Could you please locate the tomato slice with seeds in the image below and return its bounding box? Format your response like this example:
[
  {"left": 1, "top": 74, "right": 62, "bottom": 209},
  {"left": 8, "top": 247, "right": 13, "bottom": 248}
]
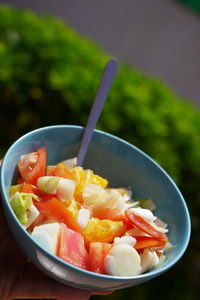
[
  {"left": 18, "top": 147, "right": 46, "bottom": 185},
  {"left": 124, "top": 209, "right": 168, "bottom": 242}
]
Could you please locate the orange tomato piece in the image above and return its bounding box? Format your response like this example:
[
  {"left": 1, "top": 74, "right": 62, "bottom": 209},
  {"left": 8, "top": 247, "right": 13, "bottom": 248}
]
[
  {"left": 134, "top": 236, "right": 167, "bottom": 251},
  {"left": 124, "top": 209, "right": 168, "bottom": 242},
  {"left": 34, "top": 197, "right": 82, "bottom": 233}
]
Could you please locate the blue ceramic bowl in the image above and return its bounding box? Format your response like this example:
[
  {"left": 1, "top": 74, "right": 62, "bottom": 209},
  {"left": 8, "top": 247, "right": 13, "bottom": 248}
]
[{"left": 0, "top": 125, "right": 191, "bottom": 291}]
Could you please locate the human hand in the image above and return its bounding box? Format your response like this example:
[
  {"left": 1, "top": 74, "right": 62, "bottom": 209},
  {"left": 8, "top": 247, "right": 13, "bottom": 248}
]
[{"left": 0, "top": 161, "right": 111, "bottom": 300}]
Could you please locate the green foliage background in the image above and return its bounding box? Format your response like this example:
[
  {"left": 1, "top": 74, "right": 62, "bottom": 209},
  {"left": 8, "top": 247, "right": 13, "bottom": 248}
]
[
  {"left": 175, "top": 0, "right": 200, "bottom": 14},
  {"left": 0, "top": 5, "right": 199, "bottom": 299}
]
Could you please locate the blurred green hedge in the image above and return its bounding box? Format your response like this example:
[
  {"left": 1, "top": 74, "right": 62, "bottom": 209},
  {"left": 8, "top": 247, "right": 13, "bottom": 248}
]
[
  {"left": 0, "top": 5, "right": 199, "bottom": 300},
  {"left": 175, "top": 0, "right": 200, "bottom": 14}
]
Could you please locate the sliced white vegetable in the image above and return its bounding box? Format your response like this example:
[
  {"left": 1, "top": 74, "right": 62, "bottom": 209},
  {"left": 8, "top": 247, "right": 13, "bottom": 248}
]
[
  {"left": 149, "top": 220, "right": 168, "bottom": 233},
  {"left": 37, "top": 176, "right": 75, "bottom": 203},
  {"left": 23, "top": 204, "right": 40, "bottom": 229},
  {"left": 76, "top": 208, "right": 90, "bottom": 229},
  {"left": 37, "top": 176, "right": 60, "bottom": 194},
  {"left": 83, "top": 184, "right": 126, "bottom": 213},
  {"left": 114, "top": 236, "right": 136, "bottom": 247},
  {"left": 105, "top": 244, "right": 141, "bottom": 276},
  {"left": 56, "top": 178, "right": 75, "bottom": 202},
  {"left": 122, "top": 188, "right": 132, "bottom": 202},
  {"left": 63, "top": 157, "right": 77, "bottom": 169},
  {"left": 83, "top": 184, "right": 108, "bottom": 204},
  {"left": 32, "top": 222, "right": 61, "bottom": 255},
  {"left": 130, "top": 207, "right": 157, "bottom": 222},
  {"left": 106, "top": 189, "right": 126, "bottom": 210},
  {"left": 125, "top": 201, "right": 140, "bottom": 209},
  {"left": 140, "top": 249, "right": 159, "bottom": 273}
]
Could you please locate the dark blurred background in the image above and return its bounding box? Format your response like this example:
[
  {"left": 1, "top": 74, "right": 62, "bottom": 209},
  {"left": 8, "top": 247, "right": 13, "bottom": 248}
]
[{"left": 0, "top": 1, "right": 199, "bottom": 299}]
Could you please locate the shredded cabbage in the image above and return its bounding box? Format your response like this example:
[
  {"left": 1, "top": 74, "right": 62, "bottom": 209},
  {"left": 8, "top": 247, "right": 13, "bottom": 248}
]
[{"left": 9, "top": 192, "right": 38, "bottom": 225}]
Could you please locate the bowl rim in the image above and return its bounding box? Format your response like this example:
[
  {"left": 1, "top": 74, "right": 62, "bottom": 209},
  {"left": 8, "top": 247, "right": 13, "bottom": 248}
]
[{"left": 0, "top": 125, "right": 191, "bottom": 281}]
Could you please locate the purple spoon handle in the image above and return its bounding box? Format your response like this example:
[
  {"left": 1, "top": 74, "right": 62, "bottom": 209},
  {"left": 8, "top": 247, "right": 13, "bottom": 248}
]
[{"left": 77, "top": 58, "right": 118, "bottom": 166}]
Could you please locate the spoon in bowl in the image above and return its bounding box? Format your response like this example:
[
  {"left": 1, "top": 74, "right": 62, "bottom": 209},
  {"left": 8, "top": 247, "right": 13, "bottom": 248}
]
[{"left": 77, "top": 58, "right": 118, "bottom": 166}]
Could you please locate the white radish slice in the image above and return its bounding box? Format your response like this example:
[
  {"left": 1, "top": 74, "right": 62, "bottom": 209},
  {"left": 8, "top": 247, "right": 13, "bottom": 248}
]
[
  {"left": 140, "top": 249, "right": 159, "bottom": 273},
  {"left": 130, "top": 207, "right": 157, "bottom": 222},
  {"left": 76, "top": 208, "right": 90, "bottom": 229},
  {"left": 32, "top": 222, "right": 61, "bottom": 255},
  {"left": 56, "top": 178, "right": 75, "bottom": 202},
  {"left": 114, "top": 236, "right": 136, "bottom": 247},
  {"left": 105, "top": 244, "right": 141, "bottom": 276},
  {"left": 23, "top": 204, "right": 40, "bottom": 229}
]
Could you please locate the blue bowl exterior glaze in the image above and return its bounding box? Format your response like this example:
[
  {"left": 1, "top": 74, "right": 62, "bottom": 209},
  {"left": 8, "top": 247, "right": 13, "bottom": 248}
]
[{"left": 0, "top": 125, "right": 191, "bottom": 291}]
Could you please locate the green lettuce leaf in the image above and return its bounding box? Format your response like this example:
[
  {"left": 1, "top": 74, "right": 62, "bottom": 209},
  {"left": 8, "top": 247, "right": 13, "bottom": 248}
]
[{"left": 9, "top": 192, "right": 38, "bottom": 225}]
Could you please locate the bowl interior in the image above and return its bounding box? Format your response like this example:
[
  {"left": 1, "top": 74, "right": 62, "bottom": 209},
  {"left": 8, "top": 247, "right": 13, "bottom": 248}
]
[{"left": 1, "top": 125, "right": 191, "bottom": 277}]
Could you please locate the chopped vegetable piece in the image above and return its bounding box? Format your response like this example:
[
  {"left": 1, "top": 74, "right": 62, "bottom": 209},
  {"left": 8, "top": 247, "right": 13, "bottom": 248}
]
[
  {"left": 21, "top": 182, "right": 42, "bottom": 198},
  {"left": 24, "top": 204, "right": 40, "bottom": 229},
  {"left": 89, "top": 242, "right": 112, "bottom": 274},
  {"left": 93, "top": 207, "right": 122, "bottom": 220},
  {"left": 37, "top": 176, "right": 60, "bottom": 194},
  {"left": 67, "top": 199, "right": 79, "bottom": 219},
  {"left": 9, "top": 192, "right": 38, "bottom": 225},
  {"left": 34, "top": 196, "right": 82, "bottom": 233},
  {"left": 76, "top": 208, "right": 90, "bottom": 229},
  {"left": 58, "top": 225, "right": 89, "bottom": 270},
  {"left": 73, "top": 167, "right": 108, "bottom": 202},
  {"left": 9, "top": 184, "right": 22, "bottom": 197},
  {"left": 105, "top": 244, "right": 141, "bottom": 276},
  {"left": 18, "top": 147, "right": 46, "bottom": 185},
  {"left": 124, "top": 209, "right": 168, "bottom": 242},
  {"left": 134, "top": 236, "right": 166, "bottom": 251},
  {"left": 47, "top": 162, "right": 74, "bottom": 180},
  {"left": 140, "top": 249, "right": 159, "bottom": 273},
  {"left": 83, "top": 218, "right": 125, "bottom": 244},
  {"left": 32, "top": 222, "right": 61, "bottom": 255}
]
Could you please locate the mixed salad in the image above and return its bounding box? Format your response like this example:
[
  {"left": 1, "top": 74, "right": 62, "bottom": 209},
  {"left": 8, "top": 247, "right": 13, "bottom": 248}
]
[{"left": 9, "top": 147, "right": 170, "bottom": 276}]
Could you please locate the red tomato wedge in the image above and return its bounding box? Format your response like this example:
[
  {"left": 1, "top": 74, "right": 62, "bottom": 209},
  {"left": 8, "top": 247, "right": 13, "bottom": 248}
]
[
  {"left": 34, "top": 197, "right": 82, "bottom": 233},
  {"left": 134, "top": 236, "right": 167, "bottom": 251},
  {"left": 89, "top": 242, "right": 112, "bottom": 274},
  {"left": 58, "top": 225, "right": 89, "bottom": 270},
  {"left": 124, "top": 209, "right": 168, "bottom": 242},
  {"left": 18, "top": 147, "right": 46, "bottom": 185}
]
